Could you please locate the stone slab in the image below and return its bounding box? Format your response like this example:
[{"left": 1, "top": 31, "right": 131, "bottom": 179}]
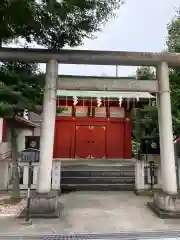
[
  {"left": 18, "top": 191, "right": 62, "bottom": 219},
  {"left": 147, "top": 190, "right": 180, "bottom": 219},
  {"left": 147, "top": 202, "right": 180, "bottom": 219},
  {"left": 134, "top": 188, "right": 161, "bottom": 196},
  {"left": 2, "top": 192, "right": 180, "bottom": 234},
  {"left": 61, "top": 184, "right": 135, "bottom": 191},
  {"left": 153, "top": 191, "right": 180, "bottom": 211},
  {"left": 134, "top": 189, "right": 153, "bottom": 196}
]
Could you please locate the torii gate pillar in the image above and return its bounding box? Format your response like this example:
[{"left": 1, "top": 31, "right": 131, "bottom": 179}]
[
  {"left": 157, "top": 61, "right": 177, "bottom": 194},
  {"left": 28, "top": 60, "right": 60, "bottom": 218},
  {"left": 148, "top": 62, "right": 180, "bottom": 218}
]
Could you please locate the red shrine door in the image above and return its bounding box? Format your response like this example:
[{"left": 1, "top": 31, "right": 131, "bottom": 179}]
[
  {"left": 75, "top": 125, "right": 106, "bottom": 159},
  {"left": 75, "top": 126, "right": 91, "bottom": 158},
  {"left": 91, "top": 126, "right": 106, "bottom": 158}
]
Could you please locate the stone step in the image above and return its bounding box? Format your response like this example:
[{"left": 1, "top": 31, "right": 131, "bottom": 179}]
[
  {"left": 61, "top": 159, "right": 135, "bottom": 165},
  {"left": 61, "top": 161, "right": 135, "bottom": 191},
  {"left": 61, "top": 183, "right": 135, "bottom": 191},
  {"left": 61, "top": 170, "right": 135, "bottom": 178},
  {"left": 62, "top": 165, "right": 135, "bottom": 171},
  {"left": 62, "top": 167, "right": 134, "bottom": 171},
  {"left": 61, "top": 161, "right": 135, "bottom": 169},
  {"left": 61, "top": 177, "right": 135, "bottom": 185}
]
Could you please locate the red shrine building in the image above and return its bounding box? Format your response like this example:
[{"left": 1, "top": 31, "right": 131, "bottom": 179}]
[
  {"left": 53, "top": 91, "right": 153, "bottom": 160},
  {"left": 0, "top": 92, "right": 153, "bottom": 161}
]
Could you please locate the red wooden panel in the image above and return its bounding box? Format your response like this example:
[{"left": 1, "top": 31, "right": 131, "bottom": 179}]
[
  {"left": 91, "top": 126, "right": 106, "bottom": 159},
  {"left": 53, "top": 122, "right": 72, "bottom": 158},
  {"left": 106, "top": 123, "right": 124, "bottom": 158},
  {"left": 54, "top": 116, "right": 132, "bottom": 160},
  {"left": 75, "top": 126, "right": 91, "bottom": 158}
]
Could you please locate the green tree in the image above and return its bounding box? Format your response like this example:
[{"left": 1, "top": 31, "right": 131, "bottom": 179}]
[
  {"left": 0, "top": 0, "right": 125, "bottom": 198},
  {"left": 0, "top": 62, "right": 44, "bottom": 199},
  {"left": 167, "top": 10, "right": 180, "bottom": 53},
  {"left": 167, "top": 9, "right": 180, "bottom": 136},
  {"left": 0, "top": 0, "right": 124, "bottom": 48},
  {"left": 132, "top": 67, "right": 158, "bottom": 155},
  {"left": 136, "top": 66, "right": 155, "bottom": 80},
  {"left": 133, "top": 8, "right": 180, "bottom": 147}
]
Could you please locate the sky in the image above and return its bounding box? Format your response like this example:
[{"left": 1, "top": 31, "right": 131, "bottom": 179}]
[{"left": 56, "top": 0, "right": 180, "bottom": 77}]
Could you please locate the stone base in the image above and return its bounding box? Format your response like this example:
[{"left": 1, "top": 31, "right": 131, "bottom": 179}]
[
  {"left": 147, "top": 191, "right": 180, "bottom": 219},
  {"left": 19, "top": 191, "right": 62, "bottom": 219},
  {"left": 135, "top": 188, "right": 161, "bottom": 196},
  {"left": 135, "top": 189, "right": 153, "bottom": 196}
]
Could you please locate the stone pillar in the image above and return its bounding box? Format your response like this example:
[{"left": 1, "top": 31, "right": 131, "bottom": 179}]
[
  {"left": 135, "top": 160, "right": 145, "bottom": 194},
  {"left": 52, "top": 161, "right": 61, "bottom": 192},
  {"left": 36, "top": 60, "right": 58, "bottom": 194},
  {"left": 157, "top": 61, "right": 177, "bottom": 194},
  {"left": 148, "top": 62, "right": 180, "bottom": 218},
  {"left": 20, "top": 60, "right": 61, "bottom": 219}
]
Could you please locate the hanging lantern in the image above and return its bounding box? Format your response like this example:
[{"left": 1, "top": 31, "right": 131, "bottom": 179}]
[
  {"left": 119, "top": 97, "right": 123, "bottom": 107},
  {"left": 97, "top": 97, "right": 102, "bottom": 107},
  {"left": 73, "top": 96, "right": 78, "bottom": 106}
]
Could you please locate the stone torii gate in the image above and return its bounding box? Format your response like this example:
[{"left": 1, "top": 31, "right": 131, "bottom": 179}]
[{"left": 0, "top": 48, "right": 179, "bottom": 217}]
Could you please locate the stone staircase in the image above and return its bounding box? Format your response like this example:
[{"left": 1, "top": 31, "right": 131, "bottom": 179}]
[{"left": 61, "top": 160, "right": 135, "bottom": 191}]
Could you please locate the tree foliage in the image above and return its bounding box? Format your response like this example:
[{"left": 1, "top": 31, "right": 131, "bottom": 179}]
[
  {"left": 0, "top": 62, "right": 44, "bottom": 119},
  {"left": 0, "top": 62, "right": 43, "bottom": 199},
  {"left": 167, "top": 9, "right": 180, "bottom": 53},
  {"left": 0, "top": 0, "right": 124, "bottom": 48},
  {"left": 0, "top": 0, "right": 125, "bottom": 198},
  {"left": 133, "top": 9, "right": 180, "bottom": 155},
  {"left": 166, "top": 9, "right": 180, "bottom": 136},
  {"left": 132, "top": 67, "right": 158, "bottom": 154},
  {"left": 136, "top": 66, "right": 155, "bottom": 80}
]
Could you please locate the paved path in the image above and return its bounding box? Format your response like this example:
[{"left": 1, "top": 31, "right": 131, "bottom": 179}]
[{"left": 1, "top": 191, "right": 180, "bottom": 234}]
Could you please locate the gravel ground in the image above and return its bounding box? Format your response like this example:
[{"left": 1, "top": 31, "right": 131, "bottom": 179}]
[{"left": 0, "top": 193, "right": 26, "bottom": 215}]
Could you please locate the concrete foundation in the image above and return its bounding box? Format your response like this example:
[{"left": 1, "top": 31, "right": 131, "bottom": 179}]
[
  {"left": 147, "top": 190, "right": 180, "bottom": 218},
  {"left": 135, "top": 189, "right": 160, "bottom": 197},
  {"left": 19, "top": 191, "right": 61, "bottom": 218}
]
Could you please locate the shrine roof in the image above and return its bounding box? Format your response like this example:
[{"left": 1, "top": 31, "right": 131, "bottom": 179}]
[
  {"left": 14, "top": 116, "right": 38, "bottom": 129},
  {"left": 57, "top": 90, "right": 155, "bottom": 99}
]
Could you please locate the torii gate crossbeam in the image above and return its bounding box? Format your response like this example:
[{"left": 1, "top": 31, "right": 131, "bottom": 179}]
[{"left": 0, "top": 47, "right": 180, "bottom": 66}]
